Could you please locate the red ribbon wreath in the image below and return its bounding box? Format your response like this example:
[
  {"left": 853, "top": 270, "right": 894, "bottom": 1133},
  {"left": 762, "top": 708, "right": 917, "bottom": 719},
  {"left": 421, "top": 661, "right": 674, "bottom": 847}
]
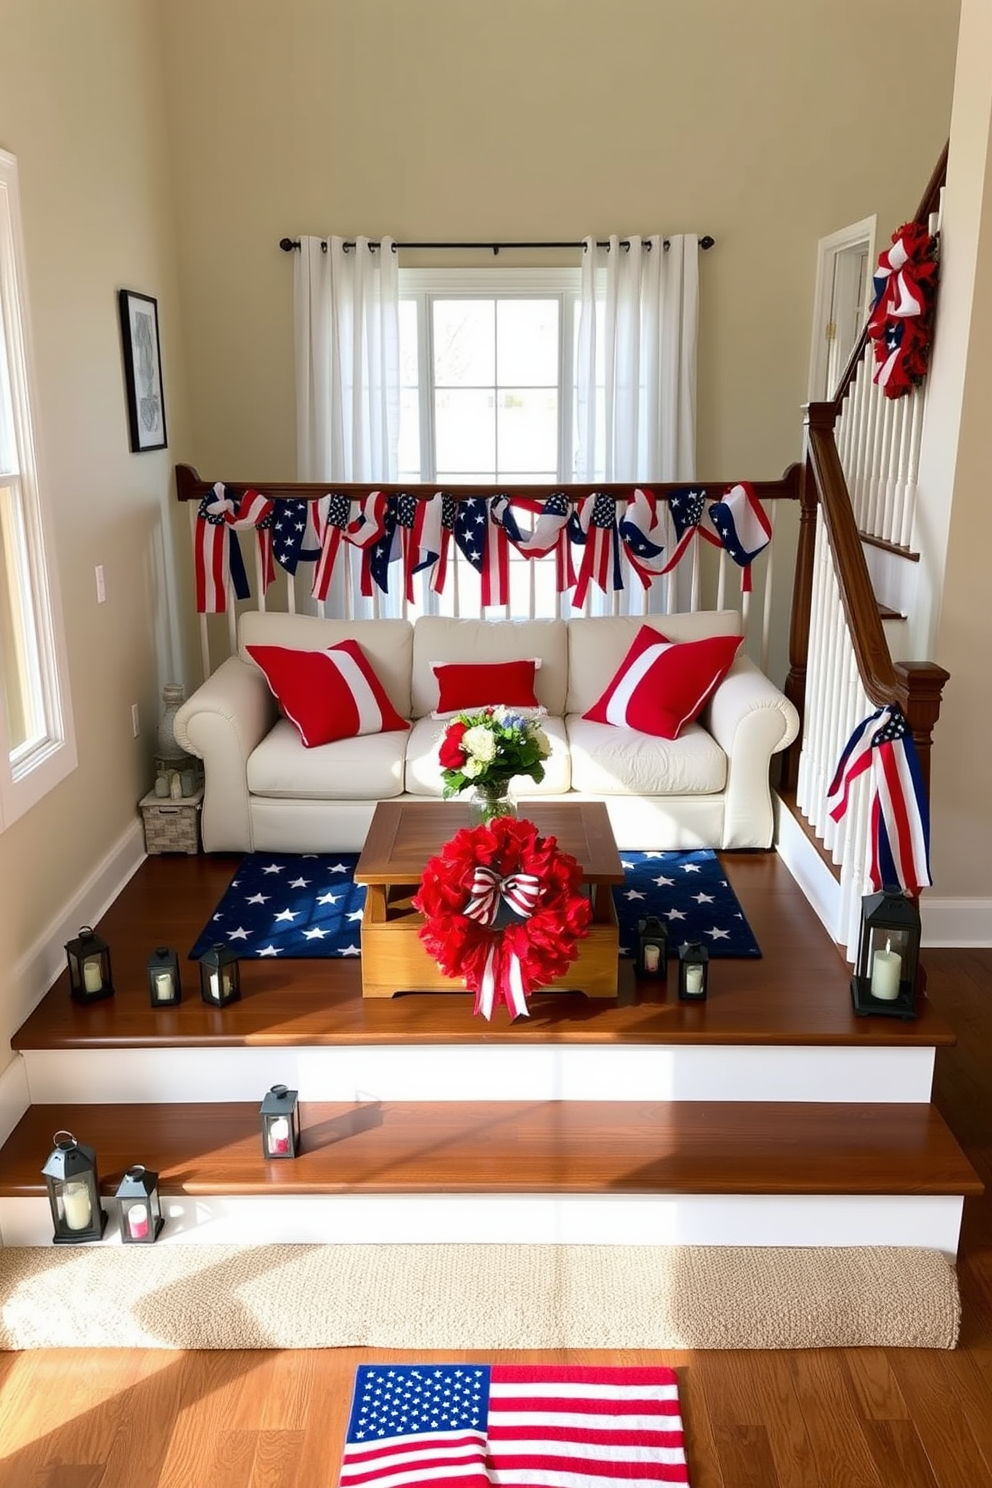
[
  {"left": 866, "top": 221, "right": 938, "bottom": 400},
  {"left": 413, "top": 816, "right": 592, "bottom": 1020}
]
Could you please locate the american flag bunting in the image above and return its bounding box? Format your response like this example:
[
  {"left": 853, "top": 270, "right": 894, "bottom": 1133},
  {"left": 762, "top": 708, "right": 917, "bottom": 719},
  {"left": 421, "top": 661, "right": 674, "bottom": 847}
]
[{"left": 827, "top": 703, "right": 932, "bottom": 896}]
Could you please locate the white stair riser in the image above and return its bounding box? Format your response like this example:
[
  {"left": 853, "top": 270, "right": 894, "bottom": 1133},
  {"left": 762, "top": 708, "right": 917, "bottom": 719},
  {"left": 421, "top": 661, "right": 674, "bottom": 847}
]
[
  {"left": 0, "top": 1192, "right": 963, "bottom": 1255},
  {"left": 20, "top": 1043, "right": 936, "bottom": 1104}
]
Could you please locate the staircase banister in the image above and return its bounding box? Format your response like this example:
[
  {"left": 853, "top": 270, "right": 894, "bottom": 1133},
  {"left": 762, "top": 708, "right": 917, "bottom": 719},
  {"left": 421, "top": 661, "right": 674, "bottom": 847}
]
[{"left": 804, "top": 403, "right": 898, "bottom": 704}]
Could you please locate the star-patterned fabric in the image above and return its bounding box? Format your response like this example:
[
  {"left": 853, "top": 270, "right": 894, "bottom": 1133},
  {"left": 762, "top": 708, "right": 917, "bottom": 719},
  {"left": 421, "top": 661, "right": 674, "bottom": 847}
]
[
  {"left": 189, "top": 854, "right": 365, "bottom": 961},
  {"left": 190, "top": 848, "right": 759, "bottom": 962},
  {"left": 613, "top": 848, "right": 761, "bottom": 959}
]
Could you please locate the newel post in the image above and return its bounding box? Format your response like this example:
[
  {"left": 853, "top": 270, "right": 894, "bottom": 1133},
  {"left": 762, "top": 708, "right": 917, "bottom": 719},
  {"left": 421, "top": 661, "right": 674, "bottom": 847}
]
[{"left": 891, "top": 662, "right": 950, "bottom": 803}]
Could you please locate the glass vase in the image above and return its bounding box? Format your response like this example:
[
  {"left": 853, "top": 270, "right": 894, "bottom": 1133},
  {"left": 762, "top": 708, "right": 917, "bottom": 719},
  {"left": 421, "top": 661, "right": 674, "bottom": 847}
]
[{"left": 468, "top": 777, "right": 517, "bottom": 827}]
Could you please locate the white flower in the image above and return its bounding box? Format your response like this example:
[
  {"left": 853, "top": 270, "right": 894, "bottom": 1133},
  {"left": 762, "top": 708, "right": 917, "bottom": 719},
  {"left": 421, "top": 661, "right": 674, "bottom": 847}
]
[
  {"left": 462, "top": 725, "right": 497, "bottom": 763},
  {"left": 461, "top": 754, "right": 484, "bottom": 779}
]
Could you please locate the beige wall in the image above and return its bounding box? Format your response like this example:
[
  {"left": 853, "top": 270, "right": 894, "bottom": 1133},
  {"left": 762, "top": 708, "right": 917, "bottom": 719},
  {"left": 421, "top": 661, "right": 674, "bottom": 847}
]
[
  {"left": 160, "top": 0, "right": 958, "bottom": 483},
  {"left": 0, "top": 0, "right": 190, "bottom": 1043}
]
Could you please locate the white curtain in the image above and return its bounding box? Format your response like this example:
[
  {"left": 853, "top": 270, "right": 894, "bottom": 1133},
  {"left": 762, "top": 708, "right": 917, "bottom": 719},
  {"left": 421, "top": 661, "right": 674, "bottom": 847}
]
[
  {"left": 576, "top": 233, "right": 698, "bottom": 483},
  {"left": 294, "top": 236, "right": 400, "bottom": 615}
]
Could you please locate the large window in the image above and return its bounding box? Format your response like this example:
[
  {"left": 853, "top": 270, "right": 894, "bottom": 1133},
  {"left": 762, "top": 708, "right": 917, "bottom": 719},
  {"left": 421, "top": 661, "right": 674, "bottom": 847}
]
[
  {"left": 0, "top": 149, "right": 75, "bottom": 828},
  {"left": 397, "top": 267, "right": 580, "bottom": 485},
  {"left": 397, "top": 266, "right": 580, "bottom": 617}
]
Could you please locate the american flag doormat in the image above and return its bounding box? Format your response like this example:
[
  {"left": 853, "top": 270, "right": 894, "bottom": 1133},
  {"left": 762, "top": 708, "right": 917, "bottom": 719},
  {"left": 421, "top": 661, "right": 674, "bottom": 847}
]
[
  {"left": 338, "top": 1363, "right": 690, "bottom": 1487},
  {"left": 189, "top": 849, "right": 759, "bottom": 961}
]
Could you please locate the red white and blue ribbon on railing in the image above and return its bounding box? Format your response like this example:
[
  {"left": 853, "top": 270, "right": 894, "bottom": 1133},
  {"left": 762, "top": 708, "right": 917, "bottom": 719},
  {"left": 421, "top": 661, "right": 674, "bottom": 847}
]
[
  {"left": 826, "top": 703, "right": 932, "bottom": 896},
  {"left": 194, "top": 484, "right": 275, "bottom": 613},
  {"left": 193, "top": 482, "right": 771, "bottom": 610},
  {"left": 866, "top": 221, "right": 938, "bottom": 401}
]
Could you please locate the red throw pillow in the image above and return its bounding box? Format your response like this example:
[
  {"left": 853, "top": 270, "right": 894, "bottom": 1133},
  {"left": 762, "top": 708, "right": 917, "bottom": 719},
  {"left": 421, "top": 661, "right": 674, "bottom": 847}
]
[
  {"left": 246, "top": 641, "right": 409, "bottom": 748},
  {"left": 583, "top": 625, "right": 743, "bottom": 739},
  {"left": 433, "top": 659, "right": 541, "bottom": 715}
]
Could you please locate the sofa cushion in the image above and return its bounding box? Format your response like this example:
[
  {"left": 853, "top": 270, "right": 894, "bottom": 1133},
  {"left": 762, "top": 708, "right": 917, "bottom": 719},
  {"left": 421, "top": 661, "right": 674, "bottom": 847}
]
[
  {"left": 566, "top": 715, "right": 728, "bottom": 796},
  {"left": 566, "top": 612, "right": 743, "bottom": 717},
  {"left": 247, "top": 719, "right": 407, "bottom": 800},
  {"left": 582, "top": 625, "right": 743, "bottom": 739},
  {"left": 246, "top": 640, "right": 410, "bottom": 747},
  {"left": 404, "top": 714, "right": 571, "bottom": 797},
  {"left": 432, "top": 658, "right": 542, "bottom": 717},
  {"left": 411, "top": 616, "right": 568, "bottom": 719},
  {"left": 238, "top": 612, "right": 413, "bottom": 719}
]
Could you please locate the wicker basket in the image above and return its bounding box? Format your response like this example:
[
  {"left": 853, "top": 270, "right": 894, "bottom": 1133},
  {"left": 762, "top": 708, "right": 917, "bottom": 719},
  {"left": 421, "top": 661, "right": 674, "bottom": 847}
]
[{"left": 139, "top": 788, "right": 203, "bottom": 855}]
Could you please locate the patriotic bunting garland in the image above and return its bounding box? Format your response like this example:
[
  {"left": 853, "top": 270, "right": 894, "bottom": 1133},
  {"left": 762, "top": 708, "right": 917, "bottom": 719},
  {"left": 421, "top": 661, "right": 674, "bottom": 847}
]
[
  {"left": 827, "top": 703, "right": 932, "bottom": 896},
  {"left": 866, "top": 221, "right": 938, "bottom": 400},
  {"left": 192, "top": 481, "right": 772, "bottom": 611}
]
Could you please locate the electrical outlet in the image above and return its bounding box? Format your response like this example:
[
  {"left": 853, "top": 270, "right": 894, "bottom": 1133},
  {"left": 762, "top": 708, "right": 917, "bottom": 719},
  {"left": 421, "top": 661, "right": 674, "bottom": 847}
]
[
  {"left": 131, "top": 703, "right": 140, "bottom": 738},
  {"left": 95, "top": 565, "right": 106, "bottom": 603}
]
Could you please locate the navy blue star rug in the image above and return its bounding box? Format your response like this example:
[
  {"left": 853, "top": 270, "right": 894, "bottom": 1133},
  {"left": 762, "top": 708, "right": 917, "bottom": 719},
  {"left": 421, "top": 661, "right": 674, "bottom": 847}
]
[{"left": 189, "top": 849, "right": 759, "bottom": 961}]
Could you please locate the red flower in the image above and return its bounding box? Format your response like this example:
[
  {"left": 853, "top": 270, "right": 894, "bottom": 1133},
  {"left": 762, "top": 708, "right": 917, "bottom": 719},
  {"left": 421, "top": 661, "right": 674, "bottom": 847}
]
[{"left": 438, "top": 719, "right": 469, "bottom": 770}]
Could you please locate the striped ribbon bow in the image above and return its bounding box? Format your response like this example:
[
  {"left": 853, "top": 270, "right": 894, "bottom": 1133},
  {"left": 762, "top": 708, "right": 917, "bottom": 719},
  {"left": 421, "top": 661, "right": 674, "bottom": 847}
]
[
  {"left": 463, "top": 866, "right": 541, "bottom": 927},
  {"left": 463, "top": 864, "right": 542, "bottom": 1020},
  {"left": 194, "top": 483, "right": 275, "bottom": 613}
]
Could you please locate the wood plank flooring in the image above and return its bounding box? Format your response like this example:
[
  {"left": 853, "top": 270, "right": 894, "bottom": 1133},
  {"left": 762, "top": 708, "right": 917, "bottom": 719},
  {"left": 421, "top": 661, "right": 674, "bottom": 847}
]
[{"left": 0, "top": 855, "right": 990, "bottom": 1485}]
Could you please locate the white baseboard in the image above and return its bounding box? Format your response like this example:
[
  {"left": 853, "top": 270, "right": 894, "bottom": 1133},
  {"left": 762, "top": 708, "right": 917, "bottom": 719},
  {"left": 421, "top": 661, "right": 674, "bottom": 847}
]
[
  {"left": 11, "top": 820, "right": 146, "bottom": 1028},
  {"left": 920, "top": 897, "right": 992, "bottom": 948}
]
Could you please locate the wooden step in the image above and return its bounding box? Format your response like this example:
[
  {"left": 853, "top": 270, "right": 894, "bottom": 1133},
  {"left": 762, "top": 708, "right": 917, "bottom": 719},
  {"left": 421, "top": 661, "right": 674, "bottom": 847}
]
[{"left": 1, "top": 1100, "right": 979, "bottom": 1199}]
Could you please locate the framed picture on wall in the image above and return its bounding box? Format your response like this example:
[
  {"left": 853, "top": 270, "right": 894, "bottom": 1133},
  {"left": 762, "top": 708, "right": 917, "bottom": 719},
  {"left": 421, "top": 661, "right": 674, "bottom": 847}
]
[{"left": 118, "top": 288, "right": 167, "bottom": 452}]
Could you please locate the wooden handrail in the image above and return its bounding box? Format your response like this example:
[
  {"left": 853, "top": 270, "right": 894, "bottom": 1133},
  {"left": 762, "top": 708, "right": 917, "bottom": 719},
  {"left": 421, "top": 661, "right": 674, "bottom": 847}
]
[{"left": 174, "top": 463, "right": 802, "bottom": 508}]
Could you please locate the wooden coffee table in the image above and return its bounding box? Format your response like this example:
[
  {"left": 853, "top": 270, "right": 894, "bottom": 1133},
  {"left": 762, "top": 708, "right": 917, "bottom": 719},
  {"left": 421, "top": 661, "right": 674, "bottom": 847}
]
[{"left": 354, "top": 799, "right": 625, "bottom": 999}]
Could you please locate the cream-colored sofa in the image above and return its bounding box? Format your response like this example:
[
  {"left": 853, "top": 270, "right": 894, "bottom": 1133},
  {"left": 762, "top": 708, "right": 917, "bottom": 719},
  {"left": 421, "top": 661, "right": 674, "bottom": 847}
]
[{"left": 174, "top": 610, "right": 799, "bottom": 853}]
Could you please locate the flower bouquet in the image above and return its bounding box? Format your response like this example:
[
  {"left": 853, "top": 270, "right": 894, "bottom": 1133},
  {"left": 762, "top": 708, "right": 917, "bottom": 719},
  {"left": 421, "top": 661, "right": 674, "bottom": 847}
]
[{"left": 438, "top": 707, "right": 551, "bottom": 824}]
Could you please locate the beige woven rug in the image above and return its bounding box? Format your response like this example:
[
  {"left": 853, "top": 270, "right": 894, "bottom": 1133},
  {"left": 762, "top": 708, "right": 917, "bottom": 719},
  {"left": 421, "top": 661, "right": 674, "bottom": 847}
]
[{"left": 0, "top": 1243, "right": 959, "bottom": 1351}]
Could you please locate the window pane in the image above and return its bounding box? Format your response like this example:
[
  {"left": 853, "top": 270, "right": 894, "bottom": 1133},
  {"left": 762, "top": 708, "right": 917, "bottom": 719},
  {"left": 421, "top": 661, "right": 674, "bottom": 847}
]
[
  {"left": 497, "top": 300, "right": 559, "bottom": 385},
  {"left": 397, "top": 387, "right": 420, "bottom": 478},
  {"left": 497, "top": 389, "right": 558, "bottom": 475},
  {"left": 0, "top": 482, "right": 41, "bottom": 753},
  {"left": 434, "top": 388, "right": 495, "bottom": 474},
  {"left": 433, "top": 301, "right": 494, "bottom": 387},
  {"left": 398, "top": 299, "right": 419, "bottom": 387}
]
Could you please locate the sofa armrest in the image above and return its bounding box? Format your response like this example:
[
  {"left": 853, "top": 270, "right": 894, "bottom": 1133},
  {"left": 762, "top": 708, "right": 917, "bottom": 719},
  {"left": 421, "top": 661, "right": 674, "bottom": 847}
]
[
  {"left": 173, "top": 657, "right": 276, "bottom": 852},
  {"left": 701, "top": 657, "right": 801, "bottom": 849}
]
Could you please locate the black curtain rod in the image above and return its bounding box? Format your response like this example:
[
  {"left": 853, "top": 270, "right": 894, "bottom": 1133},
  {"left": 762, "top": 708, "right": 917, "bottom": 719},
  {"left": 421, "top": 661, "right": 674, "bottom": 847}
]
[{"left": 279, "top": 235, "right": 715, "bottom": 255}]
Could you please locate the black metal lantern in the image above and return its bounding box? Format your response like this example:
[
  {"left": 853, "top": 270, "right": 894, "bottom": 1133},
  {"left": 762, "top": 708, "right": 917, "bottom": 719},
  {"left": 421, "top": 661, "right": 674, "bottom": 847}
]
[
  {"left": 115, "top": 1164, "right": 164, "bottom": 1243},
  {"left": 64, "top": 925, "right": 114, "bottom": 1004},
  {"left": 260, "top": 1084, "right": 301, "bottom": 1159},
  {"left": 851, "top": 885, "right": 921, "bottom": 1019},
  {"left": 636, "top": 914, "right": 669, "bottom": 980},
  {"left": 147, "top": 946, "right": 182, "bottom": 1007},
  {"left": 677, "top": 939, "right": 709, "bottom": 1001},
  {"left": 41, "top": 1131, "right": 107, "bottom": 1243},
  {"left": 198, "top": 943, "right": 241, "bottom": 1007}
]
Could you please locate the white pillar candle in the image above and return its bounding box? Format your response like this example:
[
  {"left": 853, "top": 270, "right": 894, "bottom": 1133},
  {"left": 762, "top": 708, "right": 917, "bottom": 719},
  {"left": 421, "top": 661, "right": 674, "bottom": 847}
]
[
  {"left": 643, "top": 945, "right": 660, "bottom": 974},
  {"left": 154, "top": 971, "right": 174, "bottom": 1003},
  {"left": 871, "top": 940, "right": 902, "bottom": 1000},
  {"left": 208, "top": 971, "right": 221, "bottom": 1001},
  {"left": 62, "top": 1181, "right": 92, "bottom": 1232},
  {"left": 268, "top": 1117, "right": 291, "bottom": 1155},
  {"left": 82, "top": 960, "right": 103, "bottom": 994},
  {"left": 685, "top": 964, "right": 704, "bottom": 995},
  {"left": 127, "top": 1203, "right": 150, "bottom": 1240}
]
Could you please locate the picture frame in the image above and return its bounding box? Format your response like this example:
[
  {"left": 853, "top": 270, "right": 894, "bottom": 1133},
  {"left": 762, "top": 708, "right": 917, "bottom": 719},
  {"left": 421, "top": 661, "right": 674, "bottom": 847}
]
[{"left": 118, "top": 289, "right": 167, "bottom": 452}]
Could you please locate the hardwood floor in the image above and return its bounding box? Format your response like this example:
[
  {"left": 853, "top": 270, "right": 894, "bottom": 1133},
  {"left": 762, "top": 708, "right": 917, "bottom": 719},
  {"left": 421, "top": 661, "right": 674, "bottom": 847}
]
[{"left": 0, "top": 855, "right": 990, "bottom": 1485}]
